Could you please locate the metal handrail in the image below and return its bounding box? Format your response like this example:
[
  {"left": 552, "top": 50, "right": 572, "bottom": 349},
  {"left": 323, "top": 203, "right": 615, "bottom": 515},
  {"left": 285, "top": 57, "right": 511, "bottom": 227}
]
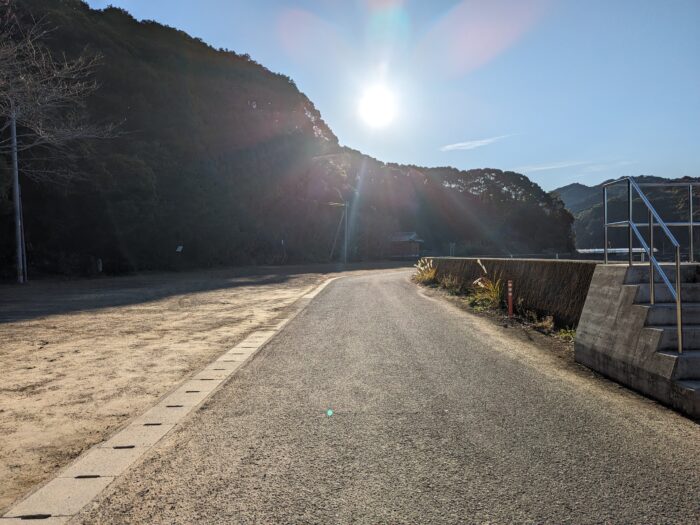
[
  {"left": 603, "top": 177, "right": 695, "bottom": 262},
  {"left": 607, "top": 221, "right": 694, "bottom": 228},
  {"left": 629, "top": 222, "right": 677, "bottom": 299},
  {"left": 603, "top": 180, "right": 700, "bottom": 188},
  {"left": 603, "top": 177, "right": 684, "bottom": 353},
  {"left": 630, "top": 179, "right": 681, "bottom": 246}
]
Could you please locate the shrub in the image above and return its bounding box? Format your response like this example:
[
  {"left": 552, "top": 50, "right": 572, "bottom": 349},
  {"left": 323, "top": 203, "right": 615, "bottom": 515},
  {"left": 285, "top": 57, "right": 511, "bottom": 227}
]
[
  {"left": 523, "top": 309, "right": 539, "bottom": 323},
  {"left": 467, "top": 274, "right": 503, "bottom": 310},
  {"left": 440, "top": 273, "right": 464, "bottom": 295},
  {"left": 532, "top": 315, "right": 555, "bottom": 334},
  {"left": 558, "top": 328, "right": 576, "bottom": 343},
  {"left": 413, "top": 258, "right": 437, "bottom": 285}
]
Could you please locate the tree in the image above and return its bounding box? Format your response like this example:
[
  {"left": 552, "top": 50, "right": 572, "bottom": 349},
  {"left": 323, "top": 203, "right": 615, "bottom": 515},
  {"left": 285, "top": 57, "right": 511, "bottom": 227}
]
[
  {"left": 0, "top": 9, "right": 109, "bottom": 283},
  {"left": 0, "top": 0, "right": 575, "bottom": 277}
]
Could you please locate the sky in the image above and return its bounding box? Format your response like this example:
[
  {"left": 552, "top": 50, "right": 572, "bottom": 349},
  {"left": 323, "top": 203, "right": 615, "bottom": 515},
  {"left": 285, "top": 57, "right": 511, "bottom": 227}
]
[{"left": 85, "top": 0, "right": 700, "bottom": 191}]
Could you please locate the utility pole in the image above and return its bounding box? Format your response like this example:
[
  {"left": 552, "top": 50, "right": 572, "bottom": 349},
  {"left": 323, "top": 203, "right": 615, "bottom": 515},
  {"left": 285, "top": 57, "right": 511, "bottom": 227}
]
[
  {"left": 343, "top": 199, "right": 350, "bottom": 264},
  {"left": 329, "top": 189, "right": 350, "bottom": 264},
  {"left": 10, "top": 111, "right": 25, "bottom": 284}
]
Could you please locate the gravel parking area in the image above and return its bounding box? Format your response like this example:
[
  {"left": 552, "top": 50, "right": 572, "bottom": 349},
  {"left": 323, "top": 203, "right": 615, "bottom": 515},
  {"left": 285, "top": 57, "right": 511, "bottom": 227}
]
[{"left": 0, "top": 265, "right": 352, "bottom": 512}]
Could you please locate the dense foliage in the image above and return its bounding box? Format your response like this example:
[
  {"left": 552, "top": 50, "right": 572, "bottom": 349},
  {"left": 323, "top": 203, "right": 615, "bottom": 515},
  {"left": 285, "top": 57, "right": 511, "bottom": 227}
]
[
  {"left": 554, "top": 176, "right": 700, "bottom": 258},
  {"left": 0, "top": 0, "right": 575, "bottom": 277}
]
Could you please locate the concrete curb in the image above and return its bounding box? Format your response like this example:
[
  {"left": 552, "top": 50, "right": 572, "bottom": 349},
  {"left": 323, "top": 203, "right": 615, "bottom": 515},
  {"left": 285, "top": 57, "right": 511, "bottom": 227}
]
[{"left": 1, "top": 275, "right": 341, "bottom": 523}]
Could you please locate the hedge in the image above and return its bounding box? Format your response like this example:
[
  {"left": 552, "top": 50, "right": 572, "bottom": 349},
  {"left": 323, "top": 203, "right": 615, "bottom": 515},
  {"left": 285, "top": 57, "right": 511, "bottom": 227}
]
[{"left": 429, "top": 257, "right": 598, "bottom": 328}]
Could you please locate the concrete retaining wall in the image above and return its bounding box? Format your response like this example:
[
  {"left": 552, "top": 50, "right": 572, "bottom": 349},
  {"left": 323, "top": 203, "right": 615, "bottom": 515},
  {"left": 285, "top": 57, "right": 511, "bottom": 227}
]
[{"left": 429, "top": 257, "right": 598, "bottom": 327}]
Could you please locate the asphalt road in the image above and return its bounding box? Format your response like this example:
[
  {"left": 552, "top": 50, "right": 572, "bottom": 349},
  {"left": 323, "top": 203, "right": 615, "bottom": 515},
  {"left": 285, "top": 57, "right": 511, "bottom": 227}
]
[{"left": 75, "top": 270, "right": 700, "bottom": 524}]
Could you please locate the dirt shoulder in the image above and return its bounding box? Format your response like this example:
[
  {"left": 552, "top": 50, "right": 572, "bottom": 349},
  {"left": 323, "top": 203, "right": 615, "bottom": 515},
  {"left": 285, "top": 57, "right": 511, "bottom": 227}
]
[
  {"left": 416, "top": 281, "right": 684, "bottom": 414},
  {"left": 0, "top": 263, "right": 408, "bottom": 512},
  {"left": 419, "top": 283, "right": 584, "bottom": 370}
]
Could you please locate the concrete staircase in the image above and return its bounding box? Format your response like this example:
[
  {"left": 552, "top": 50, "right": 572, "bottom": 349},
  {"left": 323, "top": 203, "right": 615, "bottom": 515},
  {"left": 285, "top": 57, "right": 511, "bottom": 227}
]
[
  {"left": 575, "top": 264, "right": 700, "bottom": 419},
  {"left": 628, "top": 266, "right": 700, "bottom": 402}
]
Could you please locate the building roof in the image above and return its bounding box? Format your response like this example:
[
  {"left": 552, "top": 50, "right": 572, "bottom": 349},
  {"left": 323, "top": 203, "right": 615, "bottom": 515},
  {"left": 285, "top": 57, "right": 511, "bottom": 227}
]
[{"left": 390, "top": 232, "right": 424, "bottom": 243}]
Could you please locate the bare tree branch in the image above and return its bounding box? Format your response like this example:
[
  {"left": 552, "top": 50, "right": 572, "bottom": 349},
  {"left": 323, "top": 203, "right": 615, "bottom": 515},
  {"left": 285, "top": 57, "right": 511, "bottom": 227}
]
[{"left": 0, "top": 7, "right": 114, "bottom": 181}]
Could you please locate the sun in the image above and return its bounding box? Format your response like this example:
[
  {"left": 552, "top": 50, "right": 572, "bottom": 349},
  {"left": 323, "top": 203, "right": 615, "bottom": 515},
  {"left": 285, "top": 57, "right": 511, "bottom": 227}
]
[{"left": 358, "top": 85, "right": 397, "bottom": 128}]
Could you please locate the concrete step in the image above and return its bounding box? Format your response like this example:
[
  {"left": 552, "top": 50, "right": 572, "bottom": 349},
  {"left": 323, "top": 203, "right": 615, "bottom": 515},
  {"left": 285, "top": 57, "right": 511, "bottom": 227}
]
[
  {"left": 647, "top": 324, "right": 700, "bottom": 352},
  {"left": 676, "top": 379, "right": 700, "bottom": 392},
  {"left": 635, "top": 283, "right": 700, "bottom": 303},
  {"left": 644, "top": 303, "right": 700, "bottom": 325},
  {"left": 657, "top": 350, "right": 700, "bottom": 380},
  {"left": 673, "top": 380, "right": 700, "bottom": 417},
  {"left": 625, "top": 264, "right": 700, "bottom": 285}
]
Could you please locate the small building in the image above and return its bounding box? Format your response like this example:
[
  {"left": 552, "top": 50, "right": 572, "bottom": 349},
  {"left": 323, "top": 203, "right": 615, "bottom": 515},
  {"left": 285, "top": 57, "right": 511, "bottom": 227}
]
[{"left": 389, "top": 232, "right": 424, "bottom": 259}]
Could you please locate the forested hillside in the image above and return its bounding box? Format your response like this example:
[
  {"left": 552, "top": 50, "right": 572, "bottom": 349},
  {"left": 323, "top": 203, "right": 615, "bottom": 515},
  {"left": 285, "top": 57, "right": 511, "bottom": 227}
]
[
  {"left": 0, "top": 0, "right": 574, "bottom": 277},
  {"left": 554, "top": 176, "right": 700, "bottom": 254}
]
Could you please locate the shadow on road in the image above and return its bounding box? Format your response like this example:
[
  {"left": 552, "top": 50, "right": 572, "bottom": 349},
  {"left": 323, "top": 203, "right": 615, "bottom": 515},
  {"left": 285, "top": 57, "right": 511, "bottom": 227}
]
[{"left": 0, "top": 261, "right": 412, "bottom": 323}]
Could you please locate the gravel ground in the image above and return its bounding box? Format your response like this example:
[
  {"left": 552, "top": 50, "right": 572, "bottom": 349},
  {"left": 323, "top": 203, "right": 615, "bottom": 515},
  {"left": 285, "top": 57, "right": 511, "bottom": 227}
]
[
  {"left": 0, "top": 263, "right": 406, "bottom": 513},
  {"left": 74, "top": 270, "right": 700, "bottom": 524}
]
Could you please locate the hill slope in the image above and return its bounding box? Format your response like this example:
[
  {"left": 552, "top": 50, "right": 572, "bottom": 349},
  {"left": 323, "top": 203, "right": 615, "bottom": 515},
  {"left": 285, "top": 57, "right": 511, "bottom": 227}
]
[
  {"left": 0, "top": 0, "right": 574, "bottom": 276},
  {"left": 551, "top": 183, "right": 601, "bottom": 215}
]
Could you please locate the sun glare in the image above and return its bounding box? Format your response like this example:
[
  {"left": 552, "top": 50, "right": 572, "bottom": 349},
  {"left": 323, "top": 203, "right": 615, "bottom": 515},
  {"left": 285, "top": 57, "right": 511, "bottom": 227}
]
[{"left": 358, "top": 85, "right": 397, "bottom": 128}]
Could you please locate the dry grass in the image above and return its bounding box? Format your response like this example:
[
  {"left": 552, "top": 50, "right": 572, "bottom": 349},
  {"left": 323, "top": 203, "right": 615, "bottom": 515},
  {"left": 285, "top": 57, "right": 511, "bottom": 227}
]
[
  {"left": 439, "top": 274, "right": 464, "bottom": 295},
  {"left": 532, "top": 315, "right": 555, "bottom": 334},
  {"left": 467, "top": 275, "right": 503, "bottom": 310},
  {"left": 413, "top": 258, "right": 437, "bottom": 285}
]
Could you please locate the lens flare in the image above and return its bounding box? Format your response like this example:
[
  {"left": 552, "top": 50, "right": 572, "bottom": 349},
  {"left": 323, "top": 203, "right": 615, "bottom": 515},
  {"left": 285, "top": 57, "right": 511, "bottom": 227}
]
[{"left": 415, "top": 0, "right": 548, "bottom": 77}]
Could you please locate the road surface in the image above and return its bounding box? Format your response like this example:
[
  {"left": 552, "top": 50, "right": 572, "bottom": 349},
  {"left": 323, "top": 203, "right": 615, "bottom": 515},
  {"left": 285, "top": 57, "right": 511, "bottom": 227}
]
[{"left": 75, "top": 270, "right": 700, "bottom": 524}]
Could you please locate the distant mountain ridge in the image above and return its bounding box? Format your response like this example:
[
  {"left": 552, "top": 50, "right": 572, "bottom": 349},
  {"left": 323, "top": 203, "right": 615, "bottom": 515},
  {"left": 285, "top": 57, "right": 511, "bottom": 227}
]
[{"left": 551, "top": 182, "right": 601, "bottom": 215}]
